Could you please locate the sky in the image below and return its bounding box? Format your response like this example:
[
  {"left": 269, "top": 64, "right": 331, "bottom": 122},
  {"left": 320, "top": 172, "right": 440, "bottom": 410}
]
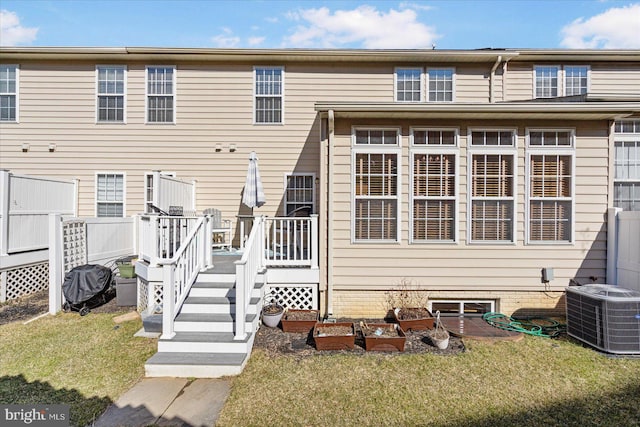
[{"left": 1, "top": 0, "right": 639, "bottom": 49}]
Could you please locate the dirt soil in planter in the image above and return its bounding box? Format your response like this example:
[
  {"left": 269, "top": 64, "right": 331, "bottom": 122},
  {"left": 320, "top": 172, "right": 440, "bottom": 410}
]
[
  {"left": 361, "top": 324, "right": 401, "bottom": 338},
  {"left": 0, "top": 287, "right": 134, "bottom": 326},
  {"left": 396, "top": 307, "right": 432, "bottom": 320},
  {"left": 285, "top": 310, "right": 318, "bottom": 321},
  {"left": 254, "top": 318, "right": 465, "bottom": 358},
  {"left": 314, "top": 325, "right": 353, "bottom": 336}
]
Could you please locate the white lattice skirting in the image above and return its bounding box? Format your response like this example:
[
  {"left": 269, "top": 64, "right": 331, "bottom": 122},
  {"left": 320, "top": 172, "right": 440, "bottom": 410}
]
[
  {"left": 267, "top": 284, "right": 318, "bottom": 310},
  {"left": 1, "top": 262, "right": 49, "bottom": 302}
]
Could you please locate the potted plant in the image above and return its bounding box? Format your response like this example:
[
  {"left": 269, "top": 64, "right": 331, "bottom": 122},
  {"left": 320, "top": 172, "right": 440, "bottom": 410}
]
[
  {"left": 261, "top": 295, "right": 284, "bottom": 328},
  {"left": 281, "top": 308, "right": 320, "bottom": 333},
  {"left": 313, "top": 322, "right": 355, "bottom": 350},
  {"left": 429, "top": 311, "right": 450, "bottom": 349},
  {"left": 360, "top": 321, "right": 406, "bottom": 352},
  {"left": 386, "top": 278, "right": 434, "bottom": 331}
]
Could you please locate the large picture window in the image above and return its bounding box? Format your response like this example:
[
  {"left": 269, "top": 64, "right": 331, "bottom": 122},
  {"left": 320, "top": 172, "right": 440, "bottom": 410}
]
[
  {"left": 468, "top": 130, "right": 516, "bottom": 243},
  {"left": 146, "top": 66, "right": 175, "bottom": 123},
  {"left": 0, "top": 65, "right": 17, "bottom": 122},
  {"left": 96, "top": 173, "right": 125, "bottom": 217},
  {"left": 527, "top": 130, "right": 574, "bottom": 243},
  {"left": 411, "top": 129, "right": 458, "bottom": 242},
  {"left": 255, "top": 67, "right": 283, "bottom": 124},
  {"left": 353, "top": 129, "right": 400, "bottom": 242},
  {"left": 97, "top": 66, "right": 125, "bottom": 122}
]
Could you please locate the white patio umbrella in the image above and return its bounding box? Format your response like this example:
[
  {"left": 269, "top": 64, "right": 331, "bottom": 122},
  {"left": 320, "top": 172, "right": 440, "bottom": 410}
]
[{"left": 242, "top": 151, "right": 266, "bottom": 210}]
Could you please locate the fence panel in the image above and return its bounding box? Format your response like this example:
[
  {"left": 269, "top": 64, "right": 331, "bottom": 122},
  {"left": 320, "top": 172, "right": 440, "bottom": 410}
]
[
  {"left": 616, "top": 211, "right": 640, "bottom": 291},
  {"left": 156, "top": 174, "right": 196, "bottom": 215},
  {"left": 1, "top": 172, "right": 76, "bottom": 254}
]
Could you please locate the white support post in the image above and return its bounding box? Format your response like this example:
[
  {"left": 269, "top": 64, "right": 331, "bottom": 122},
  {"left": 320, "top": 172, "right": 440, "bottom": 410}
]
[
  {"left": 0, "top": 170, "right": 10, "bottom": 256},
  {"left": 132, "top": 214, "right": 138, "bottom": 256},
  {"left": 310, "top": 214, "right": 319, "bottom": 270},
  {"left": 48, "top": 213, "right": 63, "bottom": 314},
  {"left": 191, "top": 179, "right": 197, "bottom": 214},
  {"left": 607, "top": 207, "right": 622, "bottom": 285},
  {"left": 234, "top": 262, "right": 247, "bottom": 341},
  {"left": 161, "top": 264, "right": 176, "bottom": 339},
  {"left": 72, "top": 178, "right": 79, "bottom": 216},
  {"left": 205, "top": 215, "right": 213, "bottom": 269},
  {"left": 152, "top": 170, "right": 161, "bottom": 211},
  {"left": 150, "top": 215, "right": 160, "bottom": 266},
  {"left": 1, "top": 271, "right": 7, "bottom": 303}
]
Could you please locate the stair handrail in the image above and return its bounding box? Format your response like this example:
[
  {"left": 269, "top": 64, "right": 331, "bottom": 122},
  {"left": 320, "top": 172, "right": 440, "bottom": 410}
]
[
  {"left": 234, "top": 215, "right": 266, "bottom": 340},
  {"left": 158, "top": 215, "right": 212, "bottom": 339}
]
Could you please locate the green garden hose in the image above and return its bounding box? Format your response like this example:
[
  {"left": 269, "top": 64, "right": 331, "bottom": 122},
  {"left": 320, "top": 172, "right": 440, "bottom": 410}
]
[{"left": 482, "top": 312, "right": 566, "bottom": 338}]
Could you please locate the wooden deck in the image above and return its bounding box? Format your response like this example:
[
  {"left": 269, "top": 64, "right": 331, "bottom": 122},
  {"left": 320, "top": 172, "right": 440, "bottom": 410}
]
[{"left": 441, "top": 316, "right": 523, "bottom": 341}]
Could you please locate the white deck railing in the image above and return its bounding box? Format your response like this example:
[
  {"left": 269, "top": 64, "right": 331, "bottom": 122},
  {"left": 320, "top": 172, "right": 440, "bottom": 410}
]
[
  {"left": 159, "top": 216, "right": 212, "bottom": 339},
  {"left": 234, "top": 215, "right": 266, "bottom": 340},
  {"left": 264, "top": 215, "right": 318, "bottom": 268},
  {"left": 138, "top": 215, "right": 200, "bottom": 266}
]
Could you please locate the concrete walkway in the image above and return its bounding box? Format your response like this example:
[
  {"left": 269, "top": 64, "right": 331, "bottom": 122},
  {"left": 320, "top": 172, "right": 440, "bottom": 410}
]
[{"left": 94, "top": 377, "right": 230, "bottom": 427}]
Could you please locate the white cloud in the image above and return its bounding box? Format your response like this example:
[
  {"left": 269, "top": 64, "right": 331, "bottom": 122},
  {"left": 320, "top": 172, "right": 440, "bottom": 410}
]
[
  {"left": 399, "top": 2, "right": 433, "bottom": 12},
  {"left": 0, "top": 9, "right": 38, "bottom": 46},
  {"left": 248, "top": 36, "right": 266, "bottom": 47},
  {"left": 211, "top": 27, "right": 240, "bottom": 48},
  {"left": 283, "top": 5, "right": 439, "bottom": 49},
  {"left": 560, "top": 3, "right": 640, "bottom": 48}
]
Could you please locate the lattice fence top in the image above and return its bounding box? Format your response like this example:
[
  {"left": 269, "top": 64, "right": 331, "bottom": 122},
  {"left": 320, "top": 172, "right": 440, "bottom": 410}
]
[
  {"left": 3, "top": 262, "right": 49, "bottom": 302},
  {"left": 267, "top": 284, "right": 317, "bottom": 310},
  {"left": 62, "top": 220, "right": 86, "bottom": 272}
]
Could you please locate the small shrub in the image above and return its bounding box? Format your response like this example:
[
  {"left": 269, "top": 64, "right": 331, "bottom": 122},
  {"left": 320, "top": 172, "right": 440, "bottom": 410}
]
[{"left": 385, "top": 278, "right": 429, "bottom": 310}]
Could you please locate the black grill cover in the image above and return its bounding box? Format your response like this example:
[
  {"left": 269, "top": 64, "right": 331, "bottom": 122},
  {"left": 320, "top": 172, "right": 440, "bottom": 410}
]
[{"left": 62, "top": 264, "right": 112, "bottom": 305}]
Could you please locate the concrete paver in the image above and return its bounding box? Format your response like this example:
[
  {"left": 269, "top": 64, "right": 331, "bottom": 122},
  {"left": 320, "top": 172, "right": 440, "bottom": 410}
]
[{"left": 158, "top": 379, "right": 230, "bottom": 427}]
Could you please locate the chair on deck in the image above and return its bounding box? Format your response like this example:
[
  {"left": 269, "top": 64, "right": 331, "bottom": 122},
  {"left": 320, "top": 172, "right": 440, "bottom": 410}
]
[{"left": 203, "top": 208, "right": 232, "bottom": 250}]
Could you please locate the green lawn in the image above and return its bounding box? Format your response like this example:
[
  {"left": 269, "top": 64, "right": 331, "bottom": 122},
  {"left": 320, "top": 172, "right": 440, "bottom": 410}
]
[
  {"left": 218, "top": 337, "right": 640, "bottom": 427},
  {"left": 0, "top": 312, "right": 157, "bottom": 427}
]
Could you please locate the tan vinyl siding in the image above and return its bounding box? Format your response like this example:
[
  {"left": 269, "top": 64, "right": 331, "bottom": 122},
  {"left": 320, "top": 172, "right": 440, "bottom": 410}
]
[
  {"left": 590, "top": 63, "right": 640, "bottom": 93},
  {"left": 454, "top": 65, "right": 490, "bottom": 102},
  {"left": 504, "top": 62, "right": 534, "bottom": 101}
]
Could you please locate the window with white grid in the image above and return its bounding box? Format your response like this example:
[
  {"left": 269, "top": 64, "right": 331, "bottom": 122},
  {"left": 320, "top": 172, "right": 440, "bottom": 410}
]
[
  {"left": 97, "top": 66, "right": 125, "bottom": 122},
  {"left": 527, "top": 130, "right": 574, "bottom": 243},
  {"left": 285, "top": 174, "right": 314, "bottom": 216},
  {"left": 534, "top": 66, "right": 559, "bottom": 98},
  {"left": 614, "top": 121, "right": 640, "bottom": 211},
  {"left": 146, "top": 66, "right": 175, "bottom": 123},
  {"left": 469, "top": 130, "right": 516, "bottom": 243},
  {"left": 255, "top": 67, "right": 283, "bottom": 124},
  {"left": 353, "top": 129, "right": 400, "bottom": 242},
  {"left": 564, "top": 66, "right": 589, "bottom": 96},
  {"left": 411, "top": 129, "right": 457, "bottom": 242},
  {"left": 96, "top": 173, "right": 125, "bottom": 217},
  {"left": 395, "top": 68, "right": 422, "bottom": 102},
  {"left": 0, "top": 65, "right": 17, "bottom": 122},
  {"left": 427, "top": 68, "right": 454, "bottom": 102}
]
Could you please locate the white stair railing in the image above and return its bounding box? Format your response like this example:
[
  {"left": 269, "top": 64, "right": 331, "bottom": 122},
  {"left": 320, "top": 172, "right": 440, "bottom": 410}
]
[
  {"left": 159, "top": 216, "right": 212, "bottom": 339},
  {"left": 138, "top": 214, "right": 199, "bottom": 266},
  {"left": 264, "top": 214, "right": 318, "bottom": 268},
  {"left": 234, "top": 215, "right": 265, "bottom": 340}
]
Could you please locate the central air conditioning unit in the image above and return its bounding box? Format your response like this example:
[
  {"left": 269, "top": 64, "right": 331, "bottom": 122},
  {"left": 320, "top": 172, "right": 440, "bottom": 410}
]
[{"left": 566, "top": 284, "right": 640, "bottom": 355}]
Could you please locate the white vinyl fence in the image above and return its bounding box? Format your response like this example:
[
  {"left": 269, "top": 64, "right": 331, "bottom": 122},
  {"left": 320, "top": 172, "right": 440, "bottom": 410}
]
[
  {"left": 152, "top": 172, "right": 196, "bottom": 215},
  {"left": 608, "top": 208, "right": 640, "bottom": 291},
  {"left": 48, "top": 214, "right": 136, "bottom": 314}
]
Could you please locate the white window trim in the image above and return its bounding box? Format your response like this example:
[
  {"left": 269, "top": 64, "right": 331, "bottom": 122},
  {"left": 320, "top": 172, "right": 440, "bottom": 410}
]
[
  {"left": 95, "top": 65, "right": 127, "bottom": 124},
  {"left": 145, "top": 65, "right": 176, "bottom": 125},
  {"left": 283, "top": 173, "right": 316, "bottom": 215},
  {"left": 612, "top": 122, "right": 640, "bottom": 211},
  {"left": 428, "top": 300, "right": 496, "bottom": 316},
  {"left": 394, "top": 67, "right": 423, "bottom": 103},
  {"left": 563, "top": 65, "right": 590, "bottom": 96},
  {"left": 351, "top": 126, "right": 402, "bottom": 243},
  {"left": 144, "top": 171, "right": 176, "bottom": 213},
  {"left": 533, "top": 65, "right": 561, "bottom": 99},
  {"left": 0, "top": 64, "right": 19, "bottom": 123},
  {"left": 525, "top": 128, "right": 576, "bottom": 245},
  {"left": 409, "top": 127, "right": 459, "bottom": 244},
  {"left": 467, "top": 128, "right": 518, "bottom": 245},
  {"left": 95, "top": 171, "right": 126, "bottom": 217},
  {"left": 427, "top": 67, "right": 455, "bottom": 103},
  {"left": 253, "top": 65, "right": 285, "bottom": 125}
]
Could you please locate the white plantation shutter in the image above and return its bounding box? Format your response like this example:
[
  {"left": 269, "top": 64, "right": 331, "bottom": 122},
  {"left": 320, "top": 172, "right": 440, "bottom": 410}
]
[{"left": 413, "top": 153, "right": 455, "bottom": 241}]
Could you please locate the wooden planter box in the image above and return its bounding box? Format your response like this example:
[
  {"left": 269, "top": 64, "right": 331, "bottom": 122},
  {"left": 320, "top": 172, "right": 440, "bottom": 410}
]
[
  {"left": 393, "top": 308, "right": 435, "bottom": 331},
  {"left": 362, "top": 323, "right": 406, "bottom": 352},
  {"left": 281, "top": 309, "right": 320, "bottom": 333},
  {"left": 313, "top": 322, "right": 355, "bottom": 350}
]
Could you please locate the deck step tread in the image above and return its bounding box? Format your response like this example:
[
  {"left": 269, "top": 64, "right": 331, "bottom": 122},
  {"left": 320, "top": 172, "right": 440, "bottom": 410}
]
[
  {"left": 184, "top": 296, "right": 260, "bottom": 305},
  {"left": 175, "top": 312, "right": 257, "bottom": 323},
  {"left": 159, "top": 331, "right": 250, "bottom": 343},
  {"left": 146, "top": 352, "right": 247, "bottom": 366},
  {"left": 192, "top": 281, "right": 235, "bottom": 289}
]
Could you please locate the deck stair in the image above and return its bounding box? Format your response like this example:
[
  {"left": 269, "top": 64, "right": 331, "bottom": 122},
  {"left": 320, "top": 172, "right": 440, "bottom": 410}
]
[{"left": 145, "top": 254, "right": 264, "bottom": 378}]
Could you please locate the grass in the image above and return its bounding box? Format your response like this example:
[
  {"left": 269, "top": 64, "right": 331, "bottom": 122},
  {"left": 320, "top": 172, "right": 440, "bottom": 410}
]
[
  {"left": 217, "top": 337, "right": 640, "bottom": 427},
  {"left": 0, "top": 311, "right": 157, "bottom": 427}
]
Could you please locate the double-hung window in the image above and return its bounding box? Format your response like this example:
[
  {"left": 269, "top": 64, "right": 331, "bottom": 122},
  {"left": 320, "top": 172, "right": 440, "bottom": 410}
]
[
  {"left": 97, "top": 66, "right": 125, "bottom": 122},
  {"left": 468, "top": 130, "right": 517, "bottom": 243},
  {"left": 352, "top": 129, "right": 400, "bottom": 242},
  {"left": 96, "top": 173, "right": 125, "bottom": 217},
  {"left": 285, "top": 174, "right": 315, "bottom": 216},
  {"left": 527, "top": 130, "right": 575, "bottom": 243},
  {"left": 411, "top": 129, "right": 458, "bottom": 242},
  {"left": 534, "top": 66, "right": 559, "bottom": 98},
  {"left": 427, "top": 68, "right": 454, "bottom": 102},
  {"left": 564, "top": 66, "right": 589, "bottom": 96},
  {"left": 254, "top": 66, "right": 283, "bottom": 124},
  {"left": 146, "top": 66, "right": 175, "bottom": 123},
  {"left": 614, "top": 120, "right": 640, "bottom": 211},
  {"left": 0, "top": 65, "right": 18, "bottom": 122},
  {"left": 395, "top": 68, "right": 422, "bottom": 102}
]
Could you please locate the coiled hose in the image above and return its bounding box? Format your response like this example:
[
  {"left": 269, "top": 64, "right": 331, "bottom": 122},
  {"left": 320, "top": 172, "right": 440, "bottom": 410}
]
[{"left": 482, "top": 312, "right": 566, "bottom": 338}]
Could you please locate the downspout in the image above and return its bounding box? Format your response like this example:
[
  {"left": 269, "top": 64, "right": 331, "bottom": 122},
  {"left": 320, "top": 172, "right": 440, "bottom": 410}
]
[
  {"left": 489, "top": 55, "right": 502, "bottom": 103},
  {"left": 327, "top": 109, "right": 335, "bottom": 316}
]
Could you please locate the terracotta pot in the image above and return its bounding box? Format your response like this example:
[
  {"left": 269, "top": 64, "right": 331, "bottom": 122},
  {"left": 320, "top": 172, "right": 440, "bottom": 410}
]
[
  {"left": 313, "top": 322, "right": 355, "bottom": 350},
  {"left": 281, "top": 309, "right": 320, "bottom": 333}
]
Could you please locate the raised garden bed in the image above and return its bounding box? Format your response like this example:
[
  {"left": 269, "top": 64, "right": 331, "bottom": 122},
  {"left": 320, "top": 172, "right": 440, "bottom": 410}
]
[
  {"left": 313, "top": 322, "right": 355, "bottom": 350},
  {"left": 393, "top": 307, "right": 435, "bottom": 331},
  {"left": 361, "top": 323, "right": 406, "bottom": 352},
  {"left": 281, "top": 309, "right": 319, "bottom": 333}
]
